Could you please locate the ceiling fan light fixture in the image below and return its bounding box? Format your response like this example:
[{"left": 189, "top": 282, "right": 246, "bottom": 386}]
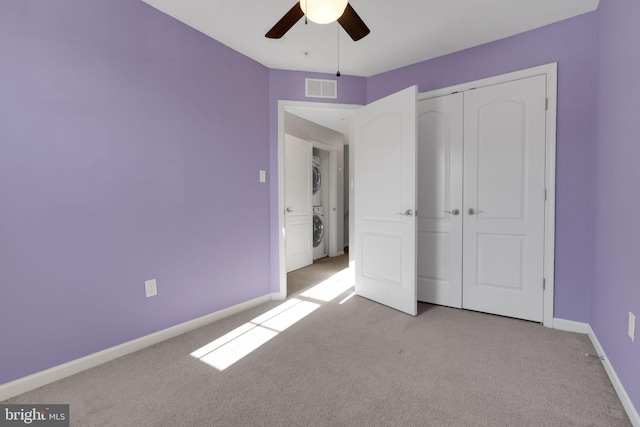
[{"left": 300, "top": 0, "right": 349, "bottom": 24}]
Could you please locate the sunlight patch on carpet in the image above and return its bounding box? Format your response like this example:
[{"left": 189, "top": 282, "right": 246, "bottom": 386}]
[
  {"left": 191, "top": 298, "right": 320, "bottom": 371},
  {"left": 300, "top": 268, "right": 354, "bottom": 302},
  {"left": 339, "top": 291, "right": 356, "bottom": 304}
]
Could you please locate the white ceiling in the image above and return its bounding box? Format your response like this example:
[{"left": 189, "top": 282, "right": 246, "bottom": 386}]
[{"left": 141, "top": 0, "right": 598, "bottom": 77}]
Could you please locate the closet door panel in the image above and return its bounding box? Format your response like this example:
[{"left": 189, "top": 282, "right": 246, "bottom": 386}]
[
  {"left": 462, "top": 75, "right": 547, "bottom": 322},
  {"left": 417, "top": 93, "right": 463, "bottom": 308}
]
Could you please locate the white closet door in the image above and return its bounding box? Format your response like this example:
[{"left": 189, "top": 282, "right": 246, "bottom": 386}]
[
  {"left": 462, "top": 75, "right": 547, "bottom": 322},
  {"left": 417, "top": 93, "right": 464, "bottom": 308},
  {"left": 284, "top": 134, "right": 313, "bottom": 272},
  {"left": 354, "top": 86, "right": 418, "bottom": 316}
]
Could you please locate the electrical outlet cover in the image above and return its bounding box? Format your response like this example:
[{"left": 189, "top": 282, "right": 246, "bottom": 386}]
[{"left": 145, "top": 279, "right": 158, "bottom": 298}]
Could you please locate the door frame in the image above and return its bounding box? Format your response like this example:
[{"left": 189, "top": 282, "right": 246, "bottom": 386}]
[
  {"left": 277, "top": 100, "right": 361, "bottom": 299},
  {"left": 417, "top": 63, "right": 558, "bottom": 327}
]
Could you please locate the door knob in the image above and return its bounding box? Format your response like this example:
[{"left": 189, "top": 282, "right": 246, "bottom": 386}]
[
  {"left": 444, "top": 209, "right": 460, "bottom": 216},
  {"left": 467, "top": 208, "right": 484, "bottom": 215},
  {"left": 285, "top": 207, "right": 294, "bottom": 213},
  {"left": 396, "top": 209, "right": 414, "bottom": 217}
]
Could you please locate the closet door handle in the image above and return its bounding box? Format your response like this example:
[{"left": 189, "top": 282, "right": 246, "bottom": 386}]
[
  {"left": 396, "top": 209, "right": 414, "bottom": 217},
  {"left": 444, "top": 209, "right": 460, "bottom": 216},
  {"left": 467, "top": 208, "right": 484, "bottom": 215},
  {"left": 285, "top": 207, "right": 294, "bottom": 214}
]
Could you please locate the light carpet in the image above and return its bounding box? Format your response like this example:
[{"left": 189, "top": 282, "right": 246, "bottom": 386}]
[{"left": 4, "top": 261, "right": 630, "bottom": 426}]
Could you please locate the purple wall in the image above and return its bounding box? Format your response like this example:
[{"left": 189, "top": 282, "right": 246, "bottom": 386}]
[
  {"left": 0, "top": 0, "right": 270, "bottom": 384},
  {"left": 592, "top": 0, "right": 640, "bottom": 411},
  {"left": 366, "top": 13, "right": 599, "bottom": 323},
  {"left": 267, "top": 69, "right": 366, "bottom": 291}
]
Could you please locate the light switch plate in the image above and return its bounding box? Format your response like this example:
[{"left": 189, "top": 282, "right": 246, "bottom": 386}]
[
  {"left": 629, "top": 312, "right": 636, "bottom": 342},
  {"left": 259, "top": 170, "right": 267, "bottom": 183}
]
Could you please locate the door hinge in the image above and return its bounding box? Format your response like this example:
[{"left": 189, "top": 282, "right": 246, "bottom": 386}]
[
  {"left": 544, "top": 188, "right": 547, "bottom": 201},
  {"left": 543, "top": 278, "right": 546, "bottom": 291},
  {"left": 545, "top": 98, "right": 549, "bottom": 111}
]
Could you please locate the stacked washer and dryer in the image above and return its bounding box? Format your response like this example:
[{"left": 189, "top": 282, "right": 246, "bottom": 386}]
[{"left": 312, "top": 153, "right": 327, "bottom": 260}]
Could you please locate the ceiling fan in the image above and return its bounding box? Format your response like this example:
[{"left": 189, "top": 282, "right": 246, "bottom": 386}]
[{"left": 265, "top": 0, "right": 370, "bottom": 41}]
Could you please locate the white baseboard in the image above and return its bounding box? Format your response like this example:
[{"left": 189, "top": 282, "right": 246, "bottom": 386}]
[
  {"left": 272, "top": 291, "right": 287, "bottom": 301},
  {"left": 553, "top": 317, "right": 591, "bottom": 334},
  {"left": 587, "top": 326, "right": 640, "bottom": 427},
  {"left": 0, "top": 293, "right": 274, "bottom": 402},
  {"left": 554, "top": 318, "right": 639, "bottom": 425}
]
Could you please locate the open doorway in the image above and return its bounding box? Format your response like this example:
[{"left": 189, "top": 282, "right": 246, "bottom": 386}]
[{"left": 277, "top": 101, "right": 360, "bottom": 299}]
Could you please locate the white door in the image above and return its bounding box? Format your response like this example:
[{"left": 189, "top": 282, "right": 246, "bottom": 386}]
[
  {"left": 354, "top": 86, "right": 418, "bottom": 316},
  {"left": 417, "top": 93, "right": 464, "bottom": 308},
  {"left": 284, "top": 134, "right": 313, "bottom": 272},
  {"left": 462, "top": 75, "right": 547, "bottom": 322}
]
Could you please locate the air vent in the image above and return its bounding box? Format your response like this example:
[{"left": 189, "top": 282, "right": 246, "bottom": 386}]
[{"left": 305, "top": 78, "right": 337, "bottom": 99}]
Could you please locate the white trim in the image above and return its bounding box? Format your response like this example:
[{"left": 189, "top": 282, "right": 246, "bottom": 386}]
[
  {"left": 418, "top": 63, "right": 558, "bottom": 327},
  {"left": 416, "top": 63, "right": 558, "bottom": 101},
  {"left": 543, "top": 64, "right": 558, "bottom": 329},
  {"left": 554, "top": 319, "right": 640, "bottom": 425},
  {"left": 587, "top": 326, "right": 640, "bottom": 427},
  {"left": 553, "top": 318, "right": 591, "bottom": 334},
  {"left": 277, "top": 100, "right": 361, "bottom": 299},
  {"left": 0, "top": 294, "right": 274, "bottom": 401}
]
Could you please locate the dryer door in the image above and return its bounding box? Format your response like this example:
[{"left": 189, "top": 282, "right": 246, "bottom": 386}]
[{"left": 312, "top": 164, "right": 321, "bottom": 195}]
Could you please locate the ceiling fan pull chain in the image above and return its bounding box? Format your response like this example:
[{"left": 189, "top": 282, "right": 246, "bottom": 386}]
[{"left": 336, "top": 22, "right": 341, "bottom": 77}]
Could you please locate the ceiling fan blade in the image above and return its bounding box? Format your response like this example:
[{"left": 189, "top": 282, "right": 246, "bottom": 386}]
[
  {"left": 338, "top": 4, "right": 370, "bottom": 41},
  {"left": 265, "top": 2, "right": 304, "bottom": 39}
]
